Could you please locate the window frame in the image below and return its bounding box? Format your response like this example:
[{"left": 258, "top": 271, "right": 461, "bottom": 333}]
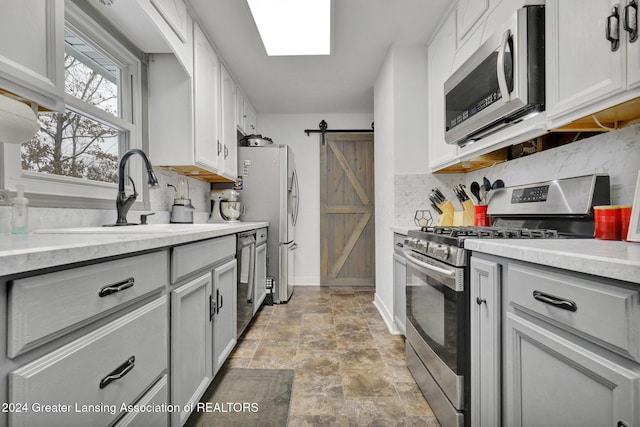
[{"left": 2, "top": 1, "right": 146, "bottom": 210}]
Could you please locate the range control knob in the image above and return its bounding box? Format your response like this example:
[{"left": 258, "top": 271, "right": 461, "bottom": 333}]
[
  {"left": 434, "top": 245, "right": 450, "bottom": 260},
  {"left": 417, "top": 240, "right": 428, "bottom": 252}
]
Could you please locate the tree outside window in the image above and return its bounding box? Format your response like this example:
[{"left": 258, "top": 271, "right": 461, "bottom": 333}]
[{"left": 20, "top": 29, "right": 125, "bottom": 184}]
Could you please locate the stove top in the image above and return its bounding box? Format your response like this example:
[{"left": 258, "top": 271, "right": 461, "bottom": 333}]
[
  {"left": 421, "top": 226, "right": 560, "bottom": 239},
  {"left": 406, "top": 226, "right": 564, "bottom": 267}
]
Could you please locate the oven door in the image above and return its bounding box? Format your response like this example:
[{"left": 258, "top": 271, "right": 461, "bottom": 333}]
[{"left": 404, "top": 249, "right": 466, "bottom": 409}]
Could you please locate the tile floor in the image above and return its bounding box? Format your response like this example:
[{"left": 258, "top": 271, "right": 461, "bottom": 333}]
[{"left": 224, "top": 285, "right": 441, "bottom": 426}]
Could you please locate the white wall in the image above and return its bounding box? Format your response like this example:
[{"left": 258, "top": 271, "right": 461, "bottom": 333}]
[
  {"left": 373, "top": 44, "right": 429, "bottom": 332},
  {"left": 256, "top": 113, "right": 374, "bottom": 286}
]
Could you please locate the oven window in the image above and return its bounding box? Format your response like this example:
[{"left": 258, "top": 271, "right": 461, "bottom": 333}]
[{"left": 406, "top": 263, "right": 459, "bottom": 372}]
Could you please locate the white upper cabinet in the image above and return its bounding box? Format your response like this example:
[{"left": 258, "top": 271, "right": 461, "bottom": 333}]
[
  {"left": 147, "top": 22, "right": 224, "bottom": 179},
  {"left": 220, "top": 65, "right": 238, "bottom": 180},
  {"left": 629, "top": 0, "right": 640, "bottom": 89},
  {"left": 89, "top": 0, "right": 193, "bottom": 75},
  {"left": 236, "top": 89, "right": 257, "bottom": 135},
  {"left": 151, "top": 0, "right": 189, "bottom": 42},
  {"left": 428, "top": 10, "right": 459, "bottom": 171},
  {"left": 0, "top": 0, "right": 64, "bottom": 111},
  {"left": 193, "top": 21, "right": 221, "bottom": 172},
  {"left": 546, "top": 0, "right": 640, "bottom": 126}
]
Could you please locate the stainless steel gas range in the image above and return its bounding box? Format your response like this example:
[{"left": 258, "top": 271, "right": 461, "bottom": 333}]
[{"left": 404, "top": 174, "right": 611, "bottom": 427}]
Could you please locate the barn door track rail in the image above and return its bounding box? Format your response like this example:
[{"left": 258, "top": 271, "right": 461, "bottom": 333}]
[{"left": 304, "top": 120, "right": 374, "bottom": 145}]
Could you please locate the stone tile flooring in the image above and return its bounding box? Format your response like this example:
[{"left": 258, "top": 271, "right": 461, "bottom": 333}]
[{"left": 225, "top": 286, "right": 441, "bottom": 427}]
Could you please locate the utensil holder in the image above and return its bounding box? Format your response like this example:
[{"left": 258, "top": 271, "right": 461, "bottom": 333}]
[{"left": 474, "top": 205, "right": 491, "bottom": 226}]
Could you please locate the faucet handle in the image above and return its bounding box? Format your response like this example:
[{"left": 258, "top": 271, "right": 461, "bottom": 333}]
[{"left": 140, "top": 212, "right": 155, "bottom": 225}]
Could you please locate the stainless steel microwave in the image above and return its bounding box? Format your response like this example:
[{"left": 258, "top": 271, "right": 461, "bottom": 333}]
[{"left": 444, "top": 6, "right": 545, "bottom": 146}]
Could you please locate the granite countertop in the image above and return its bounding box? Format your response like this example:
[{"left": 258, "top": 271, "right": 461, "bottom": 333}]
[
  {"left": 0, "top": 222, "right": 269, "bottom": 277},
  {"left": 465, "top": 239, "right": 640, "bottom": 285}
]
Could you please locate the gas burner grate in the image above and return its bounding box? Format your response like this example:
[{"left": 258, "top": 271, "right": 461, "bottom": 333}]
[{"left": 419, "top": 226, "right": 561, "bottom": 239}]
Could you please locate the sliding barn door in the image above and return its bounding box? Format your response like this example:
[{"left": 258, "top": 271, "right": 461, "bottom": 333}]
[{"left": 320, "top": 133, "right": 375, "bottom": 286}]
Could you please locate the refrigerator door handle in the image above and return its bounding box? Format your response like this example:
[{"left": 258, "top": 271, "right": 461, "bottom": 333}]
[{"left": 291, "top": 168, "right": 299, "bottom": 226}]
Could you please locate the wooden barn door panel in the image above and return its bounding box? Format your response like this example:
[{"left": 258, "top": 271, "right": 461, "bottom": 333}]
[{"left": 320, "top": 134, "right": 375, "bottom": 286}]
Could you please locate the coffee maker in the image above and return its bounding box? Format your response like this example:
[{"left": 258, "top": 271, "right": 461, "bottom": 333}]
[
  {"left": 209, "top": 189, "right": 245, "bottom": 223},
  {"left": 169, "top": 177, "right": 195, "bottom": 223}
]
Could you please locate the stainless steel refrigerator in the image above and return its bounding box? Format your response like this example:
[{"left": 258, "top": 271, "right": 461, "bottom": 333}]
[{"left": 238, "top": 145, "right": 299, "bottom": 303}]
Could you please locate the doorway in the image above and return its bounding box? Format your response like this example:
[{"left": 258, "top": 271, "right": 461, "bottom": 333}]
[{"left": 320, "top": 133, "right": 375, "bottom": 286}]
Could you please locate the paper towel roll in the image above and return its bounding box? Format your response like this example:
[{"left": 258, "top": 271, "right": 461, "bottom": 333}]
[{"left": 0, "top": 94, "right": 39, "bottom": 144}]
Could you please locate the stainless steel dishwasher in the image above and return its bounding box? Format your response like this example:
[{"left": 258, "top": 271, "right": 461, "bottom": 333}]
[{"left": 236, "top": 231, "right": 256, "bottom": 337}]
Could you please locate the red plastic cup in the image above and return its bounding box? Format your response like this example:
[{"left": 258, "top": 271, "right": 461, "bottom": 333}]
[
  {"left": 619, "top": 205, "right": 632, "bottom": 241},
  {"left": 593, "top": 205, "right": 621, "bottom": 240},
  {"left": 474, "top": 205, "right": 490, "bottom": 226}
]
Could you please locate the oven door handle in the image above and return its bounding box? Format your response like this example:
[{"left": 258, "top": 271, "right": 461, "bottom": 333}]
[{"left": 404, "top": 251, "right": 456, "bottom": 278}]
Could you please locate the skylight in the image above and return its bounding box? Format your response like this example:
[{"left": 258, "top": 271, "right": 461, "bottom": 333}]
[{"left": 247, "top": 0, "right": 331, "bottom": 56}]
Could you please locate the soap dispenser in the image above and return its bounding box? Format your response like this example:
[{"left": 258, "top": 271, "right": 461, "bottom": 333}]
[{"left": 11, "top": 184, "right": 29, "bottom": 234}]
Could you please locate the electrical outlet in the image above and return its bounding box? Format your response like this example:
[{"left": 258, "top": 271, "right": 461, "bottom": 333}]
[{"left": 0, "top": 189, "right": 10, "bottom": 206}]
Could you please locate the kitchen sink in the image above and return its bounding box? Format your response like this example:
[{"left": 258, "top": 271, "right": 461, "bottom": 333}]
[{"left": 34, "top": 223, "right": 231, "bottom": 234}]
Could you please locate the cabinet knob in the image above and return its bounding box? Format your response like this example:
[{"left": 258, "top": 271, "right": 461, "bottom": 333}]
[{"left": 476, "top": 297, "right": 486, "bottom": 305}]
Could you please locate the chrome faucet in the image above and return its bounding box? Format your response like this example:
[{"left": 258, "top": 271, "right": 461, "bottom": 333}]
[{"left": 115, "top": 149, "right": 159, "bottom": 225}]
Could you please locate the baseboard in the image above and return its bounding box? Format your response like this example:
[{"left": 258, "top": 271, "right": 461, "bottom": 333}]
[
  {"left": 292, "top": 277, "right": 320, "bottom": 286},
  {"left": 373, "top": 293, "right": 402, "bottom": 335}
]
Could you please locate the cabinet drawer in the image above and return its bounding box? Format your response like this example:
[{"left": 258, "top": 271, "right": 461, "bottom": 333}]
[
  {"left": 8, "top": 250, "right": 168, "bottom": 358},
  {"left": 171, "top": 235, "right": 236, "bottom": 283},
  {"left": 114, "top": 375, "right": 168, "bottom": 427},
  {"left": 508, "top": 263, "right": 640, "bottom": 361},
  {"left": 9, "top": 297, "right": 168, "bottom": 427},
  {"left": 256, "top": 227, "right": 268, "bottom": 245}
]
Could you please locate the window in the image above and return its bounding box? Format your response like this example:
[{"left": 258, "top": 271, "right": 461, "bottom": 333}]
[{"left": 4, "top": 3, "right": 143, "bottom": 207}]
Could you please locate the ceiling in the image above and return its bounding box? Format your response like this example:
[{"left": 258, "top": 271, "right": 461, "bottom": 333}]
[{"left": 187, "top": 0, "right": 451, "bottom": 114}]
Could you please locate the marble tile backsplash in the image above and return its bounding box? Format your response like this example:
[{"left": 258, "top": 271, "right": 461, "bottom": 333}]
[
  {"left": 395, "top": 124, "right": 640, "bottom": 227},
  {"left": 0, "top": 168, "right": 212, "bottom": 233}
]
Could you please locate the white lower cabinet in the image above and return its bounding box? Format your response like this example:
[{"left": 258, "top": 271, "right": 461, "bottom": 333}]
[
  {"left": 254, "top": 241, "right": 268, "bottom": 313},
  {"left": 469, "top": 256, "right": 501, "bottom": 427},
  {"left": 392, "top": 233, "right": 407, "bottom": 335},
  {"left": 115, "top": 375, "right": 169, "bottom": 427},
  {"left": 9, "top": 297, "right": 168, "bottom": 427},
  {"left": 505, "top": 312, "right": 640, "bottom": 427},
  {"left": 212, "top": 259, "right": 237, "bottom": 374},
  {"left": 170, "top": 272, "right": 213, "bottom": 427}
]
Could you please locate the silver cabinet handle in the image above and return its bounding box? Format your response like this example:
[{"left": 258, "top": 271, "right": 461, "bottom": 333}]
[
  {"left": 99, "top": 278, "right": 134, "bottom": 297},
  {"left": 217, "top": 141, "right": 222, "bottom": 156},
  {"left": 224, "top": 144, "right": 229, "bottom": 159},
  {"left": 607, "top": 5, "right": 621, "bottom": 51},
  {"left": 476, "top": 297, "right": 486, "bottom": 305},
  {"left": 624, "top": 0, "right": 638, "bottom": 42},
  {"left": 532, "top": 290, "right": 577, "bottom": 312},
  {"left": 99, "top": 356, "right": 135, "bottom": 389}
]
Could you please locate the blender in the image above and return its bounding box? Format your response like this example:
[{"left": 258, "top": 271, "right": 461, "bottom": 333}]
[
  {"left": 169, "top": 177, "right": 195, "bottom": 223},
  {"left": 209, "top": 189, "right": 245, "bottom": 223}
]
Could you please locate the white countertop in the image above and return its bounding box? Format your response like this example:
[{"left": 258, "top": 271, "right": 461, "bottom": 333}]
[
  {"left": 465, "top": 239, "right": 640, "bottom": 285},
  {"left": 0, "top": 222, "right": 268, "bottom": 277},
  {"left": 391, "top": 225, "right": 417, "bottom": 235}
]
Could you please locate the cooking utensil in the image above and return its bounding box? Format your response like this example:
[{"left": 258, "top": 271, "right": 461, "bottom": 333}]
[
  {"left": 491, "top": 179, "right": 505, "bottom": 189},
  {"left": 483, "top": 177, "right": 492, "bottom": 191},
  {"left": 470, "top": 181, "right": 482, "bottom": 204}
]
